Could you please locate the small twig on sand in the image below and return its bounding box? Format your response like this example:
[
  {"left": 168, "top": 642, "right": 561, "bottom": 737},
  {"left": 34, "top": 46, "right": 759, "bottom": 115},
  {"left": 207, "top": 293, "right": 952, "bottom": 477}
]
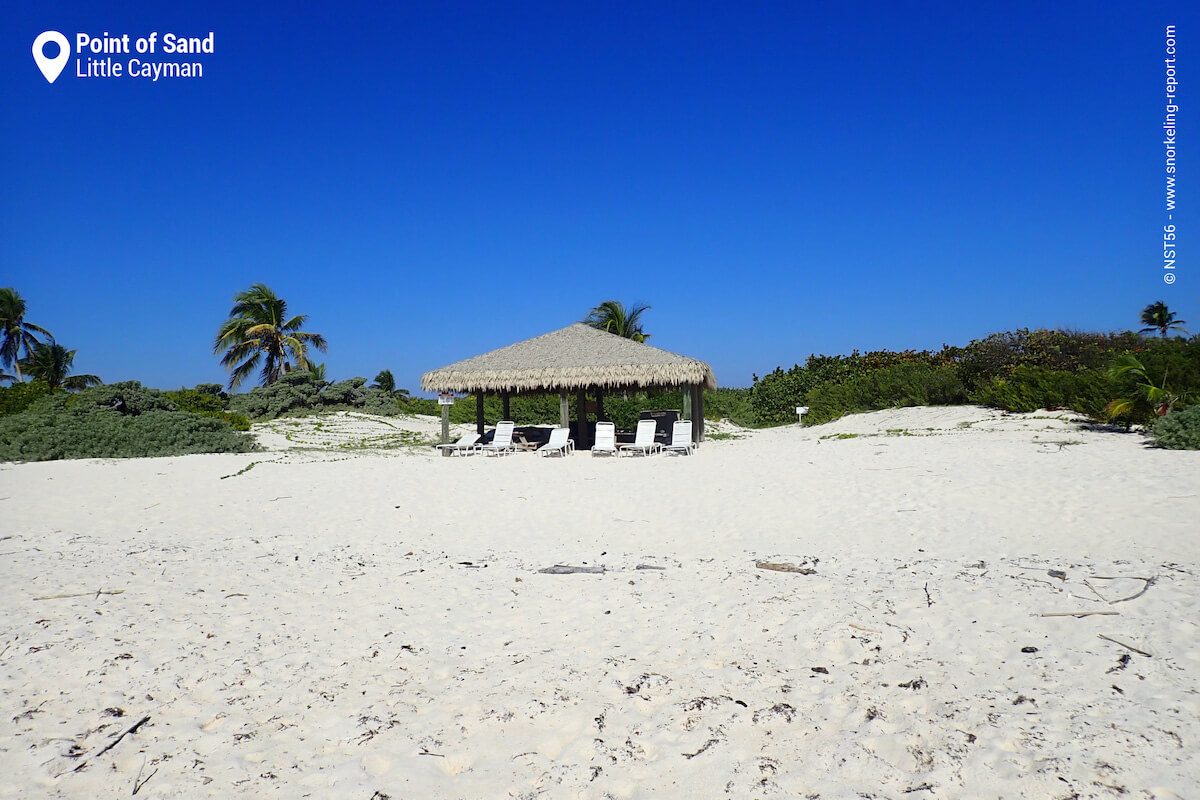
[
  {"left": 35, "top": 590, "right": 124, "bottom": 601},
  {"left": 131, "top": 760, "right": 158, "bottom": 795},
  {"left": 74, "top": 716, "right": 151, "bottom": 773},
  {"left": 1098, "top": 634, "right": 1152, "bottom": 657},
  {"left": 923, "top": 583, "right": 933, "bottom": 607},
  {"left": 756, "top": 561, "right": 816, "bottom": 575},
  {"left": 539, "top": 565, "right": 605, "bottom": 575},
  {"left": 1040, "top": 611, "right": 1120, "bottom": 618},
  {"left": 418, "top": 747, "right": 444, "bottom": 757},
  {"left": 1082, "top": 580, "right": 1109, "bottom": 603},
  {"left": 849, "top": 623, "right": 881, "bottom": 633},
  {"left": 1091, "top": 576, "right": 1156, "bottom": 603},
  {"left": 903, "top": 784, "right": 934, "bottom": 794}
]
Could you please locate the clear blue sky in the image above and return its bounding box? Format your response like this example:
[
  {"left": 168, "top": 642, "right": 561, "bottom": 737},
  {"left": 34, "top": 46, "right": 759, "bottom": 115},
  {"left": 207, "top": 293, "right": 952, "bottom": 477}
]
[{"left": 3, "top": 1, "right": 1194, "bottom": 392}]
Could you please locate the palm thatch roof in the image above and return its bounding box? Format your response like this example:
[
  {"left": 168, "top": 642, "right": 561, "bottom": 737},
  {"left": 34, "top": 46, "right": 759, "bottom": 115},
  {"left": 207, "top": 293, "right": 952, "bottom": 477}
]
[{"left": 421, "top": 323, "right": 716, "bottom": 393}]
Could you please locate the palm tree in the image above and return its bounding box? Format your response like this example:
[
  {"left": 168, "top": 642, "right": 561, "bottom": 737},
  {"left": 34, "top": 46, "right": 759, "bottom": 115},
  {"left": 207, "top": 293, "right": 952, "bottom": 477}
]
[
  {"left": 0, "top": 288, "right": 53, "bottom": 382},
  {"left": 214, "top": 283, "right": 328, "bottom": 389},
  {"left": 20, "top": 342, "right": 101, "bottom": 390},
  {"left": 1138, "top": 301, "right": 1188, "bottom": 338},
  {"left": 371, "top": 369, "right": 410, "bottom": 399},
  {"left": 1105, "top": 354, "right": 1180, "bottom": 421},
  {"left": 584, "top": 300, "right": 652, "bottom": 342},
  {"left": 308, "top": 362, "right": 328, "bottom": 382},
  {"left": 373, "top": 369, "right": 395, "bottom": 394}
]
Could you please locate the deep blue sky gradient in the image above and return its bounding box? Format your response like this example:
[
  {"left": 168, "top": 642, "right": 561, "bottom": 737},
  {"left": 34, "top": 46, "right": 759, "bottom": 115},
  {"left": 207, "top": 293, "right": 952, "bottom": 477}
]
[{"left": 3, "top": 2, "right": 1194, "bottom": 391}]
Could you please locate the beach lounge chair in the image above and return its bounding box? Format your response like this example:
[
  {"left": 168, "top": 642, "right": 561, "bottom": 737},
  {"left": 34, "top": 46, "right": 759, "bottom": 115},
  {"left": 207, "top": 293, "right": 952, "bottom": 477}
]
[
  {"left": 436, "top": 432, "right": 481, "bottom": 456},
  {"left": 664, "top": 420, "right": 695, "bottom": 455},
  {"left": 480, "top": 421, "right": 516, "bottom": 456},
  {"left": 618, "top": 419, "right": 661, "bottom": 456},
  {"left": 591, "top": 421, "right": 618, "bottom": 456},
  {"left": 537, "top": 427, "right": 574, "bottom": 457}
]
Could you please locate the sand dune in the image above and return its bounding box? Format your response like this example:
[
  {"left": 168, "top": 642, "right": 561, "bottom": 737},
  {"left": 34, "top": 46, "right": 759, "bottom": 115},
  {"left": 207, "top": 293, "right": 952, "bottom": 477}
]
[{"left": 1, "top": 406, "right": 1197, "bottom": 798}]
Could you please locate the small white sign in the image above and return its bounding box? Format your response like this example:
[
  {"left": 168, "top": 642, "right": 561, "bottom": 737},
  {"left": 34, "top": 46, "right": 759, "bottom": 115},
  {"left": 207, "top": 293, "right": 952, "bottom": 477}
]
[{"left": 438, "top": 393, "right": 455, "bottom": 405}]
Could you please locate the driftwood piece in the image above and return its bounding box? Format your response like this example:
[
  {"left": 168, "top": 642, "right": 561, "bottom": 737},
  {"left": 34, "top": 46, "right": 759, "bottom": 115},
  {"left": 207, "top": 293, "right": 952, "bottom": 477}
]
[
  {"left": 1098, "top": 634, "right": 1153, "bottom": 657},
  {"left": 72, "top": 715, "right": 151, "bottom": 773},
  {"left": 1040, "top": 611, "right": 1120, "bottom": 618},
  {"left": 539, "top": 565, "right": 605, "bottom": 575},
  {"left": 849, "top": 623, "right": 881, "bottom": 633},
  {"left": 35, "top": 590, "right": 124, "bottom": 601},
  {"left": 756, "top": 561, "right": 816, "bottom": 575}
]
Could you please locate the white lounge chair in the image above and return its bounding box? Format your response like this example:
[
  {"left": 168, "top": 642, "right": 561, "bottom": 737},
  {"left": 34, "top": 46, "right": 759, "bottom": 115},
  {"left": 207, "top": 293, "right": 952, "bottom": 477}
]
[
  {"left": 591, "top": 421, "right": 618, "bottom": 456},
  {"left": 664, "top": 420, "right": 695, "bottom": 455},
  {"left": 480, "top": 421, "right": 516, "bottom": 456},
  {"left": 618, "top": 419, "right": 661, "bottom": 456},
  {"left": 538, "top": 427, "right": 574, "bottom": 457},
  {"left": 437, "top": 432, "right": 481, "bottom": 456}
]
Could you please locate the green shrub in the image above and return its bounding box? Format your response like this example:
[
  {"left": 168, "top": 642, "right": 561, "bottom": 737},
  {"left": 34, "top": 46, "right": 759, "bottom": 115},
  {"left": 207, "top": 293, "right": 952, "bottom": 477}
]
[
  {"left": 164, "top": 388, "right": 225, "bottom": 414},
  {"left": 0, "top": 382, "right": 55, "bottom": 416},
  {"left": 228, "top": 372, "right": 404, "bottom": 420},
  {"left": 0, "top": 381, "right": 254, "bottom": 462},
  {"left": 703, "top": 387, "right": 757, "bottom": 427},
  {"left": 957, "top": 329, "right": 1143, "bottom": 391},
  {"left": 752, "top": 349, "right": 958, "bottom": 426},
  {"left": 0, "top": 407, "right": 254, "bottom": 461},
  {"left": 969, "top": 366, "right": 1116, "bottom": 418},
  {"left": 803, "top": 364, "right": 967, "bottom": 426},
  {"left": 1152, "top": 404, "right": 1200, "bottom": 449},
  {"left": 67, "top": 381, "right": 177, "bottom": 416}
]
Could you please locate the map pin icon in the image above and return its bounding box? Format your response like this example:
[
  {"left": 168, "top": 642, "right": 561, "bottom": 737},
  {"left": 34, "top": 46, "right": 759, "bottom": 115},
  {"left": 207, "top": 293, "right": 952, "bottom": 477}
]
[{"left": 33, "top": 31, "right": 70, "bottom": 84}]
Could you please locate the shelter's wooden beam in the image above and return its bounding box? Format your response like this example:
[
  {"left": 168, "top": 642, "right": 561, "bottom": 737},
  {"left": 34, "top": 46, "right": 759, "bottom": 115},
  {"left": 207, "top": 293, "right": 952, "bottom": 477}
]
[
  {"left": 501, "top": 392, "right": 510, "bottom": 421},
  {"left": 682, "top": 386, "right": 692, "bottom": 422},
  {"left": 440, "top": 402, "right": 450, "bottom": 456},
  {"left": 476, "top": 393, "right": 485, "bottom": 435},
  {"left": 559, "top": 392, "right": 569, "bottom": 429},
  {"left": 576, "top": 389, "right": 588, "bottom": 450},
  {"left": 595, "top": 388, "right": 605, "bottom": 421},
  {"left": 692, "top": 384, "right": 704, "bottom": 443}
]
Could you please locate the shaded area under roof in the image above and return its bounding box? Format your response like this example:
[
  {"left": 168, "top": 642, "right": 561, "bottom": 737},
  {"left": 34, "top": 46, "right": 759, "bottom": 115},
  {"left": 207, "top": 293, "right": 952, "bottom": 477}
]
[{"left": 421, "top": 323, "right": 716, "bottom": 394}]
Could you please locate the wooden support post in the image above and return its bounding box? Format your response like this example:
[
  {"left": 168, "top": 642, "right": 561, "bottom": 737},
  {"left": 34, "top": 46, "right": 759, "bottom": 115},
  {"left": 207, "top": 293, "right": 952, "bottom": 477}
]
[
  {"left": 475, "top": 393, "right": 485, "bottom": 435},
  {"left": 595, "top": 388, "right": 605, "bottom": 421},
  {"left": 682, "top": 385, "right": 692, "bottom": 422},
  {"left": 501, "top": 392, "right": 510, "bottom": 421},
  {"left": 693, "top": 384, "right": 705, "bottom": 443},
  {"left": 440, "top": 402, "right": 450, "bottom": 457},
  {"left": 575, "top": 389, "right": 588, "bottom": 450},
  {"left": 559, "top": 392, "right": 569, "bottom": 429}
]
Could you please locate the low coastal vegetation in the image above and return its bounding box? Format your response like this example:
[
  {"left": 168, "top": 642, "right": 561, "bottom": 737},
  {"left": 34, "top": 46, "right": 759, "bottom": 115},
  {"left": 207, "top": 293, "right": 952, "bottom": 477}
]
[
  {"left": 751, "top": 315, "right": 1198, "bottom": 440},
  {"left": 0, "top": 382, "right": 254, "bottom": 462}
]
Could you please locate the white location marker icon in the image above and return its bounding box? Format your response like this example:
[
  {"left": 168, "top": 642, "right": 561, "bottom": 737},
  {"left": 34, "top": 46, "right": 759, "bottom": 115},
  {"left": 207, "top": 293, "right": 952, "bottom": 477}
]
[{"left": 33, "top": 31, "right": 70, "bottom": 84}]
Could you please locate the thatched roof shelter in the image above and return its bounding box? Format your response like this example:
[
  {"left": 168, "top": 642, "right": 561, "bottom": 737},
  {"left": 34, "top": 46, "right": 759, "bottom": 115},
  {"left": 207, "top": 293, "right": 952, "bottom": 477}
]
[
  {"left": 422, "top": 323, "right": 715, "bottom": 448},
  {"left": 421, "top": 323, "right": 715, "bottom": 394}
]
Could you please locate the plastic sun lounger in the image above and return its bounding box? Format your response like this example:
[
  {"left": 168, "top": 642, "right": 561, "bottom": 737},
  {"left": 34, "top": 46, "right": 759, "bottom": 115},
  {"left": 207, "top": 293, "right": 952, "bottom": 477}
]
[
  {"left": 618, "top": 419, "right": 661, "bottom": 456},
  {"left": 591, "top": 421, "right": 618, "bottom": 456},
  {"left": 664, "top": 419, "right": 695, "bottom": 455},
  {"left": 537, "top": 427, "right": 574, "bottom": 457},
  {"left": 480, "top": 420, "right": 517, "bottom": 456},
  {"left": 436, "top": 432, "right": 481, "bottom": 456}
]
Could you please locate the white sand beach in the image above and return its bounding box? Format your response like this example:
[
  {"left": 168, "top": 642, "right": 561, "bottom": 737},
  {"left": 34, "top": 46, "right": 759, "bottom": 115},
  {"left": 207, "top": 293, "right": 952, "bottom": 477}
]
[{"left": 2, "top": 406, "right": 1198, "bottom": 798}]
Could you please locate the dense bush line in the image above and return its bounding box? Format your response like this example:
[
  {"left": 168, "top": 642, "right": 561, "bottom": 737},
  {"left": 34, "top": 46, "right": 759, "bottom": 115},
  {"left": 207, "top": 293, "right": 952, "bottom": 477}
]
[
  {"left": 0, "top": 382, "right": 254, "bottom": 462},
  {"left": 751, "top": 331, "right": 1200, "bottom": 428}
]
